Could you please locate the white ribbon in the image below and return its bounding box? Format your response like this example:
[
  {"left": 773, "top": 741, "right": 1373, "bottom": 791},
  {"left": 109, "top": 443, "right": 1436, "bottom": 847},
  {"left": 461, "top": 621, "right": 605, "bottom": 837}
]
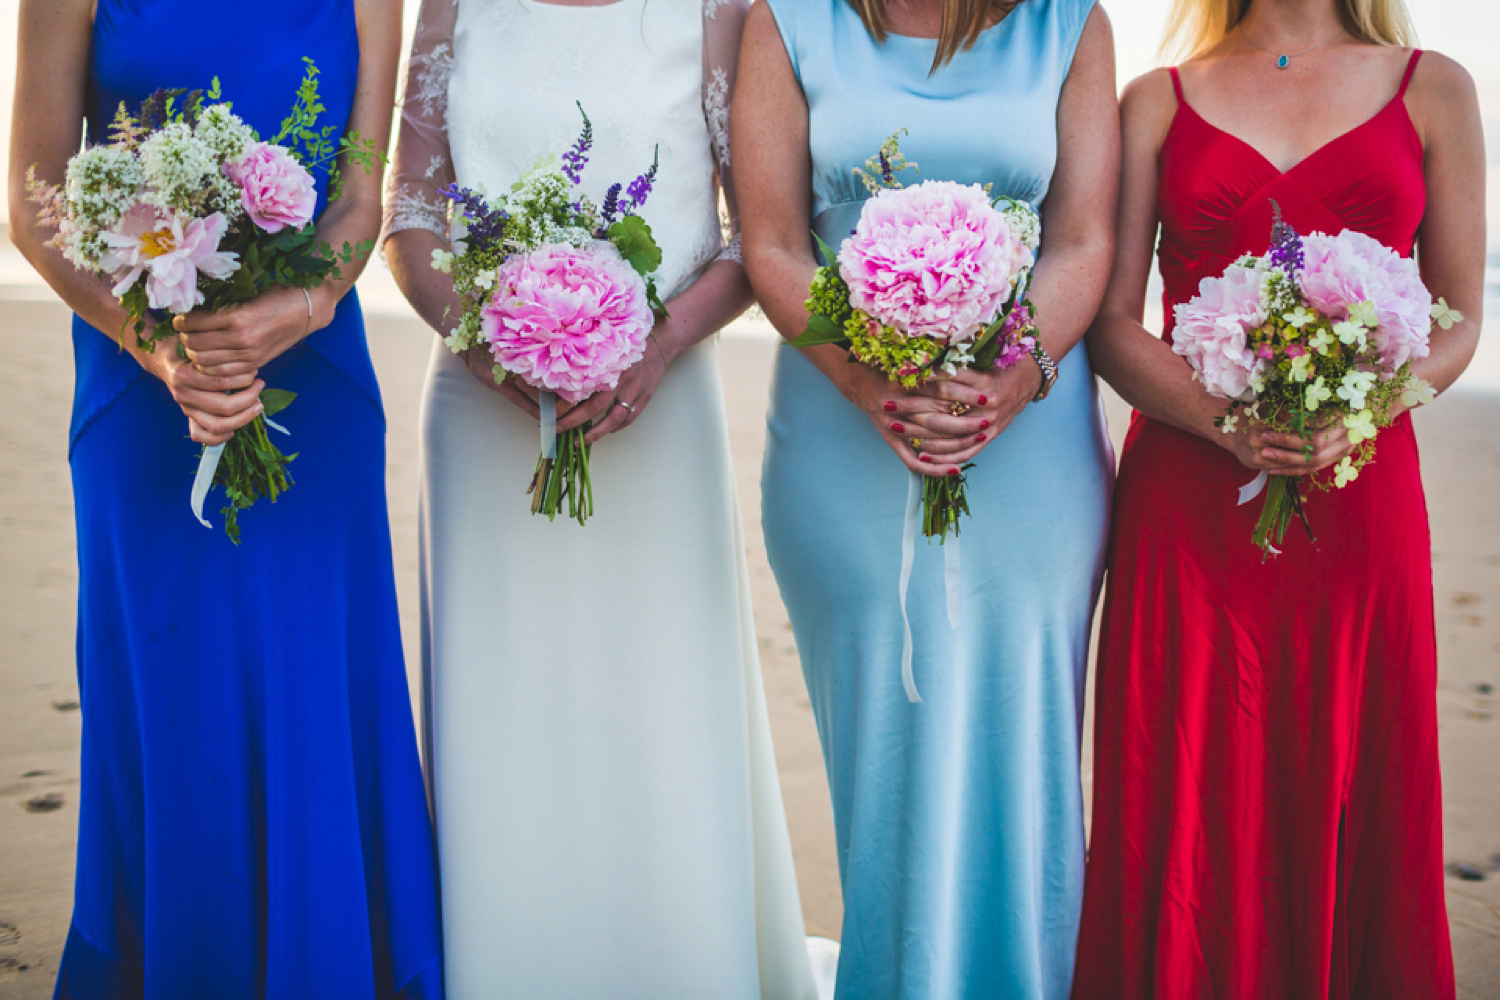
[
  {"left": 899, "top": 471, "right": 922, "bottom": 703},
  {"left": 189, "top": 417, "right": 291, "bottom": 529},
  {"left": 539, "top": 390, "right": 558, "bottom": 460},
  {"left": 944, "top": 535, "right": 962, "bottom": 630},
  {"left": 1238, "top": 469, "right": 1269, "bottom": 506}
]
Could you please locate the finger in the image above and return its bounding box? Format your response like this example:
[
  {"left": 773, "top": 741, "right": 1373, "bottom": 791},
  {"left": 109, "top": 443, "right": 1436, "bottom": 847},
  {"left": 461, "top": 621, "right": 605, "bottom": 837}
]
[
  {"left": 900, "top": 411, "right": 994, "bottom": 437},
  {"left": 173, "top": 310, "right": 233, "bottom": 334},
  {"left": 181, "top": 401, "right": 262, "bottom": 439},
  {"left": 187, "top": 418, "right": 234, "bottom": 446},
  {"left": 173, "top": 381, "right": 266, "bottom": 418},
  {"left": 182, "top": 345, "right": 256, "bottom": 370},
  {"left": 1256, "top": 444, "right": 1317, "bottom": 467},
  {"left": 584, "top": 404, "right": 633, "bottom": 444},
  {"left": 191, "top": 359, "right": 260, "bottom": 380},
  {"left": 910, "top": 379, "right": 991, "bottom": 407},
  {"left": 173, "top": 367, "right": 259, "bottom": 394},
  {"left": 558, "top": 392, "right": 617, "bottom": 433},
  {"left": 496, "top": 380, "right": 541, "bottom": 419}
]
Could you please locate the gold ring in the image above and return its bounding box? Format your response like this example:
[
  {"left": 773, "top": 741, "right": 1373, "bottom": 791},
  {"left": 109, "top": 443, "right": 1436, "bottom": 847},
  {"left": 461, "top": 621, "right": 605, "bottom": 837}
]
[
  {"left": 908, "top": 436, "right": 923, "bottom": 450},
  {"left": 948, "top": 401, "right": 971, "bottom": 416}
]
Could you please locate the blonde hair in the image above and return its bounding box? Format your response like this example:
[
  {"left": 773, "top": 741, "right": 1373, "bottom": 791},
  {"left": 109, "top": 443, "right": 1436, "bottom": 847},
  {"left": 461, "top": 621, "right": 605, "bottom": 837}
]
[
  {"left": 1160, "top": 0, "right": 1417, "bottom": 62},
  {"left": 848, "top": 0, "right": 1020, "bottom": 71}
]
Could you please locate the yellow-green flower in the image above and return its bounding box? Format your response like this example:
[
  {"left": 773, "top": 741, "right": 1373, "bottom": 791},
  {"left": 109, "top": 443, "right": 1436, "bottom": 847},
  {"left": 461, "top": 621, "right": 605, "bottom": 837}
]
[
  {"left": 1336, "top": 370, "right": 1377, "bottom": 410},
  {"left": 1288, "top": 353, "right": 1315, "bottom": 383},
  {"left": 1431, "top": 297, "right": 1463, "bottom": 331},
  {"left": 1333, "top": 320, "right": 1366, "bottom": 348},
  {"left": 1333, "top": 456, "right": 1360, "bottom": 488},
  {"left": 1400, "top": 377, "right": 1437, "bottom": 408},
  {"left": 1284, "top": 306, "right": 1316, "bottom": 330},
  {"left": 1344, "top": 408, "right": 1378, "bottom": 445},
  {"left": 1309, "top": 328, "right": 1336, "bottom": 355},
  {"left": 1347, "top": 300, "right": 1378, "bottom": 329},
  {"left": 1305, "top": 376, "right": 1332, "bottom": 411}
]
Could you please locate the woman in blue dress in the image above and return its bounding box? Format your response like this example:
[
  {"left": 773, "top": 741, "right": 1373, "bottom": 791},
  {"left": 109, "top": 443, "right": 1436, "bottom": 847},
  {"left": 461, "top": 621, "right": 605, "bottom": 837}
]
[
  {"left": 8, "top": 1, "right": 443, "bottom": 996},
  {"left": 736, "top": 1, "right": 1117, "bottom": 996}
]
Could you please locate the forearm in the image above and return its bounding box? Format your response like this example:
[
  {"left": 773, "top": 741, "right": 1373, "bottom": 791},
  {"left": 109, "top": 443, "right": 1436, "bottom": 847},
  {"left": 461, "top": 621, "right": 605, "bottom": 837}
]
[
  {"left": 1088, "top": 310, "right": 1228, "bottom": 441},
  {"left": 303, "top": 192, "right": 382, "bottom": 329},
  {"left": 386, "top": 227, "right": 463, "bottom": 338},
  {"left": 1026, "top": 233, "right": 1112, "bottom": 362},
  {"left": 743, "top": 242, "right": 817, "bottom": 342},
  {"left": 1411, "top": 314, "right": 1482, "bottom": 396},
  {"left": 650, "top": 257, "right": 753, "bottom": 364}
]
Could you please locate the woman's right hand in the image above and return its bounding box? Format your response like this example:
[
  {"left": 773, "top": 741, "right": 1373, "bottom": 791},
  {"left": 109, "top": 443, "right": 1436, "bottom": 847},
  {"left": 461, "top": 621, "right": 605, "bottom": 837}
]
[
  {"left": 1218, "top": 417, "right": 1353, "bottom": 476},
  {"left": 821, "top": 353, "right": 974, "bottom": 479},
  {"left": 137, "top": 337, "right": 264, "bottom": 446},
  {"left": 461, "top": 346, "right": 584, "bottom": 424}
]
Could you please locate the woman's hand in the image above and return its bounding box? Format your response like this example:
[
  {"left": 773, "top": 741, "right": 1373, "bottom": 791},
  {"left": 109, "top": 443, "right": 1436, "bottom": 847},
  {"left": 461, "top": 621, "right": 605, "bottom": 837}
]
[
  {"left": 818, "top": 355, "right": 977, "bottom": 479},
  {"left": 136, "top": 339, "right": 265, "bottom": 446},
  {"left": 1218, "top": 417, "right": 1353, "bottom": 476},
  {"left": 893, "top": 362, "right": 1045, "bottom": 466},
  {"left": 556, "top": 336, "right": 670, "bottom": 444},
  {"left": 174, "top": 285, "right": 329, "bottom": 377},
  {"left": 461, "top": 346, "right": 555, "bottom": 420}
]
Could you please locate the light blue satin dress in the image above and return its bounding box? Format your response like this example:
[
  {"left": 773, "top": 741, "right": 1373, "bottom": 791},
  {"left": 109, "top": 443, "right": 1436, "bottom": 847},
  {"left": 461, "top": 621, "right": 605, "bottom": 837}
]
[{"left": 760, "top": 2, "right": 1111, "bottom": 997}]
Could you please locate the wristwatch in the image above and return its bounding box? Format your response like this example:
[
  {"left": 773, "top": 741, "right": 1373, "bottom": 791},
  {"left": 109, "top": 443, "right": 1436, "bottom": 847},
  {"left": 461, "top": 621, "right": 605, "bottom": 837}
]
[{"left": 1029, "top": 342, "right": 1059, "bottom": 402}]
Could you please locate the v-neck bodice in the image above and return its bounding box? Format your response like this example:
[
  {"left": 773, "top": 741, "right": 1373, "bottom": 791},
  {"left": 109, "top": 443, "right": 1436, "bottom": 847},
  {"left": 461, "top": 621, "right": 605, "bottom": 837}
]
[{"left": 1156, "top": 51, "right": 1426, "bottom": 339}]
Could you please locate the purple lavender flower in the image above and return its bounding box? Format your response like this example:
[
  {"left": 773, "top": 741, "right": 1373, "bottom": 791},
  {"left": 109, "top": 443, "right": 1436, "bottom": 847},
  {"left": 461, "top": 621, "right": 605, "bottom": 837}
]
[
  {"left": 616, "top": 147, "right": 660, "bottom": 216},
  {"left": 1267, "top": 199, "right": 1304, "bottom": 276},
  {"left": 598, "top": 182, "right": 624, "bottom": 229},
  {"left": 440, "top": 183, "right": 508, "bottom": 251},
  {"left": 561, "top": 103, "right": 593, "bottom": 186},
  {"left": 878, "top": 148, "right": 896, "bottom": 187}
]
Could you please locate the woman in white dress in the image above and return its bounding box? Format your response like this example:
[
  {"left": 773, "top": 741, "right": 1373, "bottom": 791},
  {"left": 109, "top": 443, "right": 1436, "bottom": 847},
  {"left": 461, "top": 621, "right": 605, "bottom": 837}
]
[{"left": 383, "top": 1, "right": 820, "bottom": 997}]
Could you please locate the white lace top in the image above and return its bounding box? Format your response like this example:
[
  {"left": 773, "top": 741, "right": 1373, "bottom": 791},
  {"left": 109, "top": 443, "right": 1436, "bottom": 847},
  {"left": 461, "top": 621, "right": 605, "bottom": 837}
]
[{"left": 384, "top": 0, "right": 750, "bottom": 294}]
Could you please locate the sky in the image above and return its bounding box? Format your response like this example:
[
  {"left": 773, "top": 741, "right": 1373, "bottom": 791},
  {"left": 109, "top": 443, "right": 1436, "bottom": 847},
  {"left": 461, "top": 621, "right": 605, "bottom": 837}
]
[{"left": 0, "top": 0, "right": 1495, "bottom": 241}]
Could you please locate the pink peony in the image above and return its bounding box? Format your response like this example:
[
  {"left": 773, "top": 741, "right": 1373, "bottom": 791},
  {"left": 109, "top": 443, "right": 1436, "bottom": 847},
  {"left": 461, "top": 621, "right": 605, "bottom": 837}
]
[
  {"left": 99, "top": 203, "right": 239, "bottom": 314},
  {"left": 481, "top": 242, "right": 652, "bottom": 402},
  {"left": 839, "top": 180, "right": 1031, "bottom": 343},
  {"left": 1298, "top": 230, "right": 1431, "bottom": 369},
  {"left": 1171, "top": 262, "right": 1269, "bottom": 400},
  {"left": 224, "top": 141, "right": 317, "bottom": 233}
]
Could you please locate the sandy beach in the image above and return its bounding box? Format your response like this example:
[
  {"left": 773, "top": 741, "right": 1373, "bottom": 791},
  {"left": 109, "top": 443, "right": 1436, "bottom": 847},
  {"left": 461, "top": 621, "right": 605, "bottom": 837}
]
[{"left": 1, "top": 253, "right": 1497, "bottom": 997}]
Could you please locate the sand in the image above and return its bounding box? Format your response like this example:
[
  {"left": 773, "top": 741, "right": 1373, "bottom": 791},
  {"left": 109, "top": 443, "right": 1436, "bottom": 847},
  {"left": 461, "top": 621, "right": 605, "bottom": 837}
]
[{"left": 0, "top": 259, "right": 1496, "bottom": 997}]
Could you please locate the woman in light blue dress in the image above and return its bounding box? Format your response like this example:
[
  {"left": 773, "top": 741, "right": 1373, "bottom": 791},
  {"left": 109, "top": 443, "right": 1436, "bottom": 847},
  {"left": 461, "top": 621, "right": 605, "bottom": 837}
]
[{"left": 735, "top": 1, "right": 1118, "bottom": 996}]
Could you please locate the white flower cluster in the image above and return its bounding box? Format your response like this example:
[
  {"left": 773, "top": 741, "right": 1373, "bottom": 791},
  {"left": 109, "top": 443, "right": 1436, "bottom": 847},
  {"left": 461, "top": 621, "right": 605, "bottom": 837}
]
[
  {"left": 1258, "top": 266, "right": 1299, "bottom": 317},
  {"left": 998, "top": 198, "right": 1041, "bottom": 253},
  {"left": 61, "top": 145, "right": 144, "bottom": 266},
  {"left": 194, "top": 104, "right": 256, "bottom": 165},
  {"left": 498, "top": 160, "right": 600, "bottom": 252},
  {"left": 137, "top": 121, "right": 242, "bottom": 220}
]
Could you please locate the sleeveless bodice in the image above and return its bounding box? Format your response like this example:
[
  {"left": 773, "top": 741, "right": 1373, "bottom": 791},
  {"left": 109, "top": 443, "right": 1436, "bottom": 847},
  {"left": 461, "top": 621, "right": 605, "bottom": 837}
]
[
  {"left": 1157, "top": 53, "right": 1427, "bottom": 332},
  {"left": 774, "top": 0, "right": 1094, "bottom": 222},
  {"left": 73, "top": 0, "right": 375, "bottom": 448},
  {"left": 446, "top": 0, "right": 722, "bottom": 299}
]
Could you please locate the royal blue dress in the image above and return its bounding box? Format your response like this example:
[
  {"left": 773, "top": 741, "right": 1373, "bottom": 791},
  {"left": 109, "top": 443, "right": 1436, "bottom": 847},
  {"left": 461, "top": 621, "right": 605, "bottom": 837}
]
[
  {"left": 760, "top": 2, "right": 1112, "bottom": 998},
  {"left": 56, "top": 2, "right": 443, "bottom": 997}
]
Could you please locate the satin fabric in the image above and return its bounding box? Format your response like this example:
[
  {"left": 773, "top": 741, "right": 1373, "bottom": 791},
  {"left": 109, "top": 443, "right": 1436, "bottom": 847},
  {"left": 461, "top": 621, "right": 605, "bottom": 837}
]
[
  {"left": 1072, "top": 53, "right": 1455, "bottom": 1000},
  {"left": 761, "top": 2, "right": 1113, "bottom": 997},
  {"left": 56, "top": 2, "right": 443, "bottom": 996}
]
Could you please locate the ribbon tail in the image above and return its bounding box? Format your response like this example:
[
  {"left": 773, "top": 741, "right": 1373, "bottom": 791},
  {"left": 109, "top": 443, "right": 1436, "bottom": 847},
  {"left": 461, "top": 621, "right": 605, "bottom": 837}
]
[
  {"left": 944, "top": 534, "right": 961, "bottom": 630},
  {"left": 263, "top": 415, "right": 290, "bottom": 435},
  {"left": 1238, "top": 469, "right": 1269, "bottom": 506},
  {"left": 539, "top": 390, "right": 558, "bottom": 459},
  {"left": 190, "top": 442, "right": 226, "bottom": 529},
  {"left": 899, "top": 470, "right": 922, "bottom": 703}
]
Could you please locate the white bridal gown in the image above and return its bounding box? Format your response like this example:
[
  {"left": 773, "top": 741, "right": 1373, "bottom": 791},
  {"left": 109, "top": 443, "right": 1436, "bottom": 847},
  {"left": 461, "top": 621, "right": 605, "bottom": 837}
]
[{"left": 384, "top": 1, "right": 821, "bottom": 997}]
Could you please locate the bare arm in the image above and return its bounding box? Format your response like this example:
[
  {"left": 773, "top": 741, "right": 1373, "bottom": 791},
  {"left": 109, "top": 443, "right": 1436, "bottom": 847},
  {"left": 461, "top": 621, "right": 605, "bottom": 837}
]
[{"left": 1406, "top": 51, "right": 1485, "bottom": 393}]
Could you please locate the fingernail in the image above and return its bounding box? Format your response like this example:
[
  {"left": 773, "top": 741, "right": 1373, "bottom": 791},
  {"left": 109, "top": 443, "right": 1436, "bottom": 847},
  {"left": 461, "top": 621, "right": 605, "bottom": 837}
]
[
  {"left": 920, "top": 454, "right": 933, "bottom": 462},
  {"left": 948, "top": 468, "right": 960, "bottom": 477},
  {"left": 978, "top": 395, "right": 989, "bottom": 405},
  {"left": 975, "top": 433, "right": 987, "bottom": 443},
  {"left": 891, "top": 422, "right": 906, "bottom": 434},
  {"left": 883, "top": 401, "right": 897, "bottom": 412},
  {"left": 980, "top": 419, "right": 990, "bottom": 429}
]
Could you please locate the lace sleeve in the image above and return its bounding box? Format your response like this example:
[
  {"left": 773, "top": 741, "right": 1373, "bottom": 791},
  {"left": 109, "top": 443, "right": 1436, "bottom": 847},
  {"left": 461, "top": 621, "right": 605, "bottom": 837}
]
[
  {"left": 382, "top": 0, "right": 458, "bottom": 244},
  {"left": 704, "top": 0, "right": 750, "bottom": 264}
]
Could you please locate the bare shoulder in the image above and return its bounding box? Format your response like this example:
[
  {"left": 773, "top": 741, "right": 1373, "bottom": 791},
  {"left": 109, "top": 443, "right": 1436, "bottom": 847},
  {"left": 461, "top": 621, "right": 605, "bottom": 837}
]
[
  {"left": 1403, "top": 49, "right": 1481, "bottom": 144},
  {"left": 1081, "top": 2, "right": 1113, "bottom": 42},
  {"left": 744, "top": 0, "right": 781, "bottom": 44},
  {"left": 1120, "top": 68, "right": 1178, "bottom": 146}
]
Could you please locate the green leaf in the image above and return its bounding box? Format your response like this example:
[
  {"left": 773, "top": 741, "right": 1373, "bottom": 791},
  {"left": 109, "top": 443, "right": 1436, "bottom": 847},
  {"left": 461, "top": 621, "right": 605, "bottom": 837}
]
[
  {"left": 786, "top": 313, "right": 850, "bottom": 349},
  {"left": 607, "top": 215, "right": 663, "bottom": 277},
  {"left": 812, "top": 232, "right": 840, "bottom": 269},
  {"left": 259, "top": 388, "right": 297, "bottom": 417}
]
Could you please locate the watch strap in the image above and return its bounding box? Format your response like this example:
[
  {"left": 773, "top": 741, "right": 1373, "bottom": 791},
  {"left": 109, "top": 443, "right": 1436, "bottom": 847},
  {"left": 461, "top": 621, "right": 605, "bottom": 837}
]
[{"left": 1029, "top": 342, "right": 1059, "bottom": 401}]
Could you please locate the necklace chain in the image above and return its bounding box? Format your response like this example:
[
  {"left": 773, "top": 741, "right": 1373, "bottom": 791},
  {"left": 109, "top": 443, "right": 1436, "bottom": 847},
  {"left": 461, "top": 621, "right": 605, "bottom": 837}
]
[{"left": 1238, "top": 23, "right": 1345, "bottom": 68}]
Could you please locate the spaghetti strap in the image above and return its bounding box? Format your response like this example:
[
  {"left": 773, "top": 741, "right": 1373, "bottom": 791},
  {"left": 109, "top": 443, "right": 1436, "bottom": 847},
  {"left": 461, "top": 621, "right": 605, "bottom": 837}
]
[
  {"left": 1168, "top": 66, "right": 1184, "bottom": 104},
  {"left": 1396, "top": 50, "right": 1423, "bottom": 98}
]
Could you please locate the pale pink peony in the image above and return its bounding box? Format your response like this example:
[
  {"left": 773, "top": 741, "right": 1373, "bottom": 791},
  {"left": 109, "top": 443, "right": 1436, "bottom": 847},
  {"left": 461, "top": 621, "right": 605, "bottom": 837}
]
[
  {"left": 99, "top": 203, "right": 239, "bottom": 314},
  {"left": 224, "top": 141, "right": 317, "bottom": 233},
  {"left": 839, "top": 180, "right": 1031, "bottom": 343},
  {"left": 1172, "top": 262, "right": 1269, "bottom": 400},
  {"left": 481, "top": 242, "right": 652, "bottom": 402},
  {"left": 1298, "top": 230, "right": 1431, "bottom": 369}
]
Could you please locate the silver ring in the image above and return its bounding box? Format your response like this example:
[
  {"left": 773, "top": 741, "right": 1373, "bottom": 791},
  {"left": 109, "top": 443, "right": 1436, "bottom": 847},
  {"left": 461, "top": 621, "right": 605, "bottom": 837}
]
[{"left": 615, "top": 399, "right": 635, "bottom": 413}]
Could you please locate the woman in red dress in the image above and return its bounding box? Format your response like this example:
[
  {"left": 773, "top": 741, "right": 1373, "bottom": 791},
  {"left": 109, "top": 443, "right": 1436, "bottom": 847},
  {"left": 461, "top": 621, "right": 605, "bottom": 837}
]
[{"left": 1071, "top": 0, "right": 1484, "bottom": 996}]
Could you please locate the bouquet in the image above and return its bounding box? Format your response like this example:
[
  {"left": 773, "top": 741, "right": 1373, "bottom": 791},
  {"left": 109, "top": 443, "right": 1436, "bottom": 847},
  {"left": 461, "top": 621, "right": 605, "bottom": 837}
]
[
  {"left": 1172, "top": 205, "right": 1459, "bottom": 556},
  {"left": 28, "top": 60, "right": 380, "bottom": 543},
  {"left": 433, "top": 105, "right": 665, "bottom": 525},
  {"left": 788, "top": 132, "right": 1042, "bottom": 540}
]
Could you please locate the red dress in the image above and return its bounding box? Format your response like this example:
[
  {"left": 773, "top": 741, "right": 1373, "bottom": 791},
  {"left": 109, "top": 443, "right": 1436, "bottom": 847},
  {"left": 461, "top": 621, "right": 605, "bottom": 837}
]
[{"left": 1072, "top": 53, "right": 1455, "bottom": 1000}]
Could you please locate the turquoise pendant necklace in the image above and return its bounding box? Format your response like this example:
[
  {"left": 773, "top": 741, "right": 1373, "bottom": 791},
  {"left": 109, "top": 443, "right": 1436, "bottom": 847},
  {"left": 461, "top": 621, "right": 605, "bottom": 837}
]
[{"left": 1238, "top": 24, "right": 1345, "bottom": 69}]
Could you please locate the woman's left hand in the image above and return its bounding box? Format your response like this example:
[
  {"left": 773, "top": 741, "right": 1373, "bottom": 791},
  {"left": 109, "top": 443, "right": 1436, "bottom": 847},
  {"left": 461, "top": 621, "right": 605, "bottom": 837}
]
[
  {"left": 556, "top": 335, "right": 671, "bottom": 444},
  {"left": 890, "top": 361, "right": 1044, "bottom": 465},
  {"left": 174, "top": 285, "right": 326, "bottom": 377}
]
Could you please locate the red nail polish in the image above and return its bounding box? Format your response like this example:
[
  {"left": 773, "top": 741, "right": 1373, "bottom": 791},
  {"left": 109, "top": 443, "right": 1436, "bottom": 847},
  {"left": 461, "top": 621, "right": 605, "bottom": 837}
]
[
  {"left": 975, "top": 433, "right": 987, "bottom": 443},
  {"left": 948, "top": 468, "right": 960, "bottom": 477},
  {"left": 920, "top": 454, "right": 933, "bottom": 462},
  {"left": 978, "top": 395, "right": 989, "bottom": 405},
  {"left": 980, "top": 419, "right": 990, "bottom": 430},
  {"left": 891, "top": 422, "right": 906, "bottom": 433},
  {"left": 883, "top": 401, "right": 897, "bottom": 412}
]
